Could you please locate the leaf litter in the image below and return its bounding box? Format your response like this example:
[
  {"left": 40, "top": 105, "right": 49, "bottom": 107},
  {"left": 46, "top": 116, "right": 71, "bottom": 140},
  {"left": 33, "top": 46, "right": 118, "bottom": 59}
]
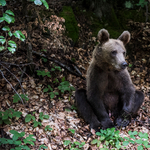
[{"left": 0, "top": 1, "right": 150, "bottom": 150}]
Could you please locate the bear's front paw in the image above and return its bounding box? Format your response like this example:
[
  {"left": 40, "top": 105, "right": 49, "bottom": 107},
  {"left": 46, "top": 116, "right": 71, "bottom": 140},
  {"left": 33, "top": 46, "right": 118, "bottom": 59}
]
[
  {"left": 116, "top": 116, "right": 130, "bottom": 127},
  {"left": 101, "top": 119, "right": 114, "bottom": 129}
]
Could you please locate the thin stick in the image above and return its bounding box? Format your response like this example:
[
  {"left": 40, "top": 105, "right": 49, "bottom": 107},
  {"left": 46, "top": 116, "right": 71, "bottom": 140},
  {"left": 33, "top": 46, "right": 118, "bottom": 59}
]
[
  {"left": 1, "top": 64, "right": 25, "bottom": 93},
  {"left": 0, "top": 69, "right": 24, "bottom": 105}
]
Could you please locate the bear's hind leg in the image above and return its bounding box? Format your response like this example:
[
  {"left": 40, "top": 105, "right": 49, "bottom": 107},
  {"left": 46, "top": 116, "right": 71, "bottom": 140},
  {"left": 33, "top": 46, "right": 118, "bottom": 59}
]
[{"left": 75, "top": 89, "right": 101, "bottom": 131}]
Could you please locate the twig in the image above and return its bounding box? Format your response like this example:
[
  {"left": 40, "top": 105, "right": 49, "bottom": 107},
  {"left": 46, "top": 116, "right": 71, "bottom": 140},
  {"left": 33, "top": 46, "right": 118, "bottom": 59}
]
[
  {"left": 32, "top": 50, "right": 85, "bottom": 79},
  {"left": 0, "top": 69, "right": 25, "bottom": 105},
  {"left": 1, "top": 64, "right": 25, "bottom": 93},
  {"left": 14, "top": 67, "right": 26, "bottom": 90}
]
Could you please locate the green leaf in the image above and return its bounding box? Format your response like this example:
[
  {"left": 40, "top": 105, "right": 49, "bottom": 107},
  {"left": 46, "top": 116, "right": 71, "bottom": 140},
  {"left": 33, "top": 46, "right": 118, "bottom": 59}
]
[
  {"left": 0, "top": 39, "right": 5, "bottom": 45},
  {"left": 8, "top": 47, "right": 16, "bottom": 53},
  {"left": 8, "top": 31, "right": 13, "bottom": 37},
  {"left": 41, "top": 0, "right": 49, "bottom": 9},
  {"left": 34, "top": 0, "right": 42, "bottom": 5},
  {"left": 50, "top": 92, "right": 55, "bottom": 99},
  {"left": 33, "top": 121, "right": 40, "bottom": 127},
  {"left": 91, "top": 139, "right": 98, "bottom": 144},
  {"left": 135, "top": 139, "right": 143, "bottom": 144},
  {"left": 123, "top": 141, "right": 129, "bottom": 146},
  {"left": 9, "top": 130, "right": 23, "bottom": 141},
  {"left": 13, "top": 111, "right": 22, "bottom": 118},
  {"left": 43, "top": 114, "right": 49, "bottom": 119},
  {"left": 0, "top": 17, "right": 4, "bottom": 23},
  {"left": 43, "top": 88, "right": 49, "bottom": 92},
  {"left": 3, "top": 13, "right": 15, "bottom": 24},
  {"left": 25, "top": 114, "right": 32, "bottom": 122},
  {"left": 138, "top": 132, "right": 148, "bottom": 139},
  {"left": 39, "top": 144, "right": 48, "bottom": 150},
  {"left": 137, "top": 145, "right": 143, "bottom": 150},
  {"left": 3, "top": 119, "right": 11, "bottom": 124},
  {"left": 23, "top": 135, "right": 35, "bottom": 145},
  {"left": 13, "top": 30, "right": 25, "bottom": 41},
  {"left": 45, "top": 125, "right": 52, "bottom": 131},
  {"left": 64, "top": 140, "right": 71, "bottom": 146},
  {"left": 5, "top": 10, "right": 14, "bottom": 16},
  {"left": 8, "top": 40, "right": 17, "bottom": 48},
  {"left": 68, "top": 128, "right": 75, "bottom": 134},
  {"left": 0, "top": 0, "right": 6, "bottom": 6},
  {"left": 2, "top": 26, "right": 10, "bottom": 31},
  {"left": 14, "top": 140, "right": 22, "bottom": 145}
]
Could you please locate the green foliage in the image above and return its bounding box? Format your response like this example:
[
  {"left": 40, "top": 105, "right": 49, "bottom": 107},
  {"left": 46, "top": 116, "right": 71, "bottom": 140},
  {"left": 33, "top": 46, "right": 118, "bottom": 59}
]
[
  {"left": 68, "top": 128, "right": 75, "bottom": 134},
  {"left": 125, "top": 1, "right": 133, "bottom": 8},
  {"left": 41, "top": 57, "right": 47, "bottom": 62},
  {"left": 59, "top": 6, "right": 79, "bottom": 43},
  {"left": 123, "top": 131, "right": 150, "bottom": 150},
  {"left": 43, "top": 84, "right": 59, "bottom": 99},
  {"left": 0, "top": 0, "right": 48, "bottom": 53},
  {"left": 0, "top": 130, "right": 47, "bottom": 150},
  {"left": 30, "top": 0, "right": 49, "bottom": 9},
  {"left": 137, "top": 0, "right": 148, "bottom": 7},
  {"left": 38, "top": 144, "right": 48, "bottom": 150},
  {"left": 91, "top": 128, "right": 150, "bottom": 150},
  {"left": 58, "top": 80, "right": 75, "bottom": 93},
  {"left": 13, "top": 94, "right": 29, "bottom": 103},
  {"left": 63, "top": 140, "right": 85, "bottom": 150},
  {"left": 44, "top": 125, "right": 53, "bottom": 131},
  {"left": 37, "top": 70, "right": 51, "bottom": 77},
  {"left": 0, "top": 0, "right": 25, "bottom": 53},
  {"left": 25, "top": 112, "right": 49, "bottom": 128},
  {"left": 51, "top": 66, "right": 61, "bottom": 72},
  {"left": 0, "top": 108, "right": 22, "bottom": 125},
  {"left": 91, "top": 128, "right": 123, "bottom": 149}
]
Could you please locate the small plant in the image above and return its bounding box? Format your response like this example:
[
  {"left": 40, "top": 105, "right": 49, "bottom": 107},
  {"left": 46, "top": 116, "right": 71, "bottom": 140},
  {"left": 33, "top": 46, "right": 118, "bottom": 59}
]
[
  {"left": 53, "top": 78, "right": 59, "bottom": 83},
  {"left": 137, "top": 0, "right": 148, "bottom": 7},
  {"left": 44, "top": 125, "right": 53, "bottom": 131},
  {"left": 68, "top": 128, "right": 75, "bottom": 134},
  {"left": 58, "top": 77, "right": 75, "bottom": 93},
  {"left": 41, "top": 57, "right": 47, "bottom": 62},
  {"left": 0, "top": 130, "right": 48, "bottom": 150},
  {"left": 123, "top": 131, "right": 150, "bottom": 150},
  {"left": 36, "top": 70, "right": 51, "bottom": 77},
  {"left": 91, "top": 127, "right": 123, "bottom": 149},
  {"left": 13, "top": 94, "right": 29, "bottom": 103},
  {"left": 0, "top": 108, "right": 22, "bottom": 125},
  {"left": 51, "top": 66, "right": 61, "bottom": 72},
  {"left": 38, "top": 144, "right": 48, "bottom": 150},
  {"left": 63, "top": 140, "right": 85, "bottom": 150},
  {"left": 43, "top": 85, "right": 59, "bottom": 99},
  {"left": 25, "top": 112, "right": 49, "bottom": 128}
]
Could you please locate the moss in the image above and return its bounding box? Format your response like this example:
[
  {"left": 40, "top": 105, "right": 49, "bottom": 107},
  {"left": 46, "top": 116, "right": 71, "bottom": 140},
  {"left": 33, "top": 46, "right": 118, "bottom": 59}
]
[
  {"left": 59, "top": 6, "right": 79, "bottom": 43},
  {"left": 85, "top": 8, "right": 145, "bottom": 39},
  {"left": 86, "top": 11, "right": 122, "bottom": 39},
  {"left": 116, "top": 9, "right": 145, "bottom": 28}
]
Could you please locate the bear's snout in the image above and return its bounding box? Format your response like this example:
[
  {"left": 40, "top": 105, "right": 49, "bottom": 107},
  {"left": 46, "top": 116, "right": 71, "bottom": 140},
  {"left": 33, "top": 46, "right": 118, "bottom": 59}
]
[{"left": 121, "top": 62, "right": 128, "bottom": 69}]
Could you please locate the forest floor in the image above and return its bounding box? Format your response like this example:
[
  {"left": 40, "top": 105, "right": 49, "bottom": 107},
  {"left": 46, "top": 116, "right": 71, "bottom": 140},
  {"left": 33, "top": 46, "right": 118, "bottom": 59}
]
[{"left": 0, "top": 1, "right": 150, "bottom": 150}]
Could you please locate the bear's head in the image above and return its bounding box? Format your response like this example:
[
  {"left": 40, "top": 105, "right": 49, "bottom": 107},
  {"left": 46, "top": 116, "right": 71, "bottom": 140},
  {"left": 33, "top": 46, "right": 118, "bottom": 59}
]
[{"left": 93, "top": 29, "right": 130, "bottom": 71}]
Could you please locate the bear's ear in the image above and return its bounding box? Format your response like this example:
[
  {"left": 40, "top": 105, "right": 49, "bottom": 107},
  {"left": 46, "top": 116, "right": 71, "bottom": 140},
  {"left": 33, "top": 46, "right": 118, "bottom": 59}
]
[
  {"left": 98, "top": 29, "right": 109, "bottom": 44},
  {"left": 118, "top": 31, "right": 130, "bottom": 45}
]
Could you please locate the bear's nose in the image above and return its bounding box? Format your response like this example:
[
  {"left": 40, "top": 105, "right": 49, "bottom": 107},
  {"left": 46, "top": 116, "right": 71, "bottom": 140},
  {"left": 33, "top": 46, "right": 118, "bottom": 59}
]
[{"left": 121, "top": 62, "right": 128, "bottom": 69}]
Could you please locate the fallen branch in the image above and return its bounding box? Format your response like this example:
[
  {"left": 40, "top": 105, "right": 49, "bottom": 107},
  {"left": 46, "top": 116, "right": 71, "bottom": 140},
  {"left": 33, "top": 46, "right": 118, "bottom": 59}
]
[
  {"left": 32, "top": 50, "right": 85, "bottom": 80},
  {"left": 0, "top": 69, "right": 25, "bottom": 105}
]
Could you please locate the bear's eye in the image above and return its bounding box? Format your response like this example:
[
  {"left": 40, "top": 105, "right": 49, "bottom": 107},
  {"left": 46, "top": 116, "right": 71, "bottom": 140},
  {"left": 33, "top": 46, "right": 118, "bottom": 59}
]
[
  {"left": 123, "top": 52, "right": 126, "bottom": 56},
  {"left": 111, "top": 50, "right": 117, "bottom": 55}
]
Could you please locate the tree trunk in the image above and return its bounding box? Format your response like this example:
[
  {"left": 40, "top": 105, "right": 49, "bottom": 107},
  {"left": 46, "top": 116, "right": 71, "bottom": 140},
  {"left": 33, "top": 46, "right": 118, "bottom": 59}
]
[{"left": 82, "top": 0, "right": 121, "bottom": 29}]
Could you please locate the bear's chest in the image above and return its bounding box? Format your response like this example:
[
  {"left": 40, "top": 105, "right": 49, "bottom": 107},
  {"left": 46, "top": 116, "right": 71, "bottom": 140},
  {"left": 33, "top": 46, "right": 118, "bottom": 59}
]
[{"left": 106, "top": 72, "right": 123, "bottom": 92}]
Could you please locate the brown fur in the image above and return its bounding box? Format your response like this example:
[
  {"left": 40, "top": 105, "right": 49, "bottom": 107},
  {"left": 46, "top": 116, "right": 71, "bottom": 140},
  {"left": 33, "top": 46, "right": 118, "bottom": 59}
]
[{"left": 75, "top": 29, "right": 144, "bottom": 130}]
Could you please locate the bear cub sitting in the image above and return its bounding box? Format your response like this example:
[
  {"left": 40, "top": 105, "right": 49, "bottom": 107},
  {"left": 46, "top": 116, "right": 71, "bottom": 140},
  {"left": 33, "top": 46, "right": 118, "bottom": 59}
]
[{"left": 75, "top": 29, "right": 144, "bottom": 130}]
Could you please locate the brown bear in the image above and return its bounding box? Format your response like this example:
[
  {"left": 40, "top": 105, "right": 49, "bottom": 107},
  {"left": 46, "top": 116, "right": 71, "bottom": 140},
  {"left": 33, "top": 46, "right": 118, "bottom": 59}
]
[{"left": 75, "top": 29, "right": 144, "bottom": 131}]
